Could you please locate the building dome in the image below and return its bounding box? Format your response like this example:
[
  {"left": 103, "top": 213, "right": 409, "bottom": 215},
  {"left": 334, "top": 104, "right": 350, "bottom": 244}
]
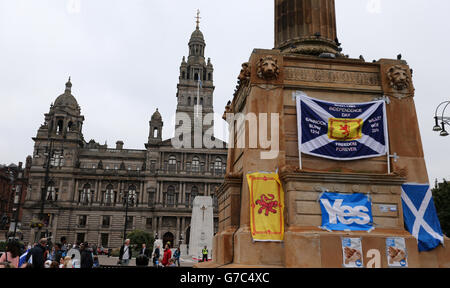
[
  {"left": 54, "top": 78, "right": 79, "bottom": 109},
  {"left": 151, "top": 108, "right": 162, "bottom": 121},
  {"left": 190, "top": 28, "right": 205, "bottom": 42}
]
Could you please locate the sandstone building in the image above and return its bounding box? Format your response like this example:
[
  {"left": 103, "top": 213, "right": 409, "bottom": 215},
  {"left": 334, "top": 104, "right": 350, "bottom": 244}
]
[{"left": 21, "top": 21, "right": 227, "bottom": 249}]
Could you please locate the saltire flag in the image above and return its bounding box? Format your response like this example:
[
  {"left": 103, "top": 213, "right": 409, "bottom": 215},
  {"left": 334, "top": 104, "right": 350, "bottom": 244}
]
[
  {"left": 18, "top": 249, "right": 30, "bottom": 267},
  {"left": 296, "top": 93, "right": 388, "bottom": 161},
  {"left": 401, "top": 184, "right": 444, "bottom": 252},
  {"left": 247, "top": 172, "right": 285, "bottom": 242}
]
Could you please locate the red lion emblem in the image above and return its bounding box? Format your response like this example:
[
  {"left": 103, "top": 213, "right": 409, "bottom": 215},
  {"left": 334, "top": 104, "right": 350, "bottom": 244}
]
[
  {"left": 340, "top": 124, "right": 351, "bottom": 138},
  {"left": 255, "top": 194, "right": 279, "bottom": 216}
]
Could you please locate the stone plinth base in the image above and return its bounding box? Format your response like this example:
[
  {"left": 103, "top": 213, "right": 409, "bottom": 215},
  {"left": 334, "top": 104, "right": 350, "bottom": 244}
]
[{"left": 206, "top": 226, "right": 450, "bottom": 268}]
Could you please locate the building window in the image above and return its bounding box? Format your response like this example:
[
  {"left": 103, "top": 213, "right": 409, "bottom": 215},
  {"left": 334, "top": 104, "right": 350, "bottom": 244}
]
[
  {"left": 192, "top": 157, "right": 200, "bottom": 173},
  {"left": 100, "top": 233, "right": 109, "bottom": 248},
  {"left": 150, "top": 161, "right": 156, "bottom": 173},
  {"left": 102, "top": 216, "right": 111, "bottom": 228},
  {"left": 45, "top": 182, "right": 58, "bottom": 202},
  {"left": 78, "top": 215, "right": 87, "bottom": 228},
  {"left": 56, "top": 120, "right": 64, "bottom": 135},
  {"left": 168, "top": 156, "right": 177, "bottom": 172},
  {"left": 214, "top": 158, "right": 223, "bottom": 175},
  {"left": 212, "top": 193, "right": 218, "bottom": 210},
  {"left": 76, "top": 233, "right": 85, "bottom": 244},
  {"left": 146, "top": 218, "right": 152, "bottom": 229},
  {"left": 166, "top": 186, "right": 175, "bottom": 207},
  {"left": 125, "top": 216, "right": 133, "bottom": 229},
  {"left": 124, "top": 185, "right": 137, "bottom": 207},
  {"left": 80, "top": 184, "right": 91, "bottom": 205},
  {"left": 50, "top": 151, "right": 64, "bottom": 167},
  {"left": 148, "top": 190, "right": 155, "bottom": 207},
  {"left": 104, "top": 185, "right": 114, "bottom": 206},
  {"left": 190, "top": 186, "right": 198, "bottom": 207}
]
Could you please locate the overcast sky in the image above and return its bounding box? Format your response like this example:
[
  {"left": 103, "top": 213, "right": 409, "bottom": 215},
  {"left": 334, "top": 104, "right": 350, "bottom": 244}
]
[{"left": 1, "top": 0, "right": 449, "bottom": 183}]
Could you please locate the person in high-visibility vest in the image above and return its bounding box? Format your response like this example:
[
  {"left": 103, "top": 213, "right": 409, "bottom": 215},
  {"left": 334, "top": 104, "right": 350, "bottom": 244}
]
[{"left": 202, "top": 246, "right": 208, "bottom": 262}]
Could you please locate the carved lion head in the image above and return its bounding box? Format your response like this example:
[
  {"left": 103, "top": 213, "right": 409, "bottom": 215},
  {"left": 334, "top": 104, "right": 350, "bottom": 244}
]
[
  {"left": 387, "top": 65, "right": 410, "bottom": 91},
  {"left": 257, "top": 56, "right": 280, "bottom": 80}
]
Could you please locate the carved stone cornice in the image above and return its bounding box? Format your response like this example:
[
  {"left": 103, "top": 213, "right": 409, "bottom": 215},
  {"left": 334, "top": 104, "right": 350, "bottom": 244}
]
[{"left": 279, "top": 171, "right": 406, "bottom": 186}]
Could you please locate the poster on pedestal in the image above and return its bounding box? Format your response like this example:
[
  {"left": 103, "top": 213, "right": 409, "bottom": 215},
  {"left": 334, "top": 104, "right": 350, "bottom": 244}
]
[
  {"left": 341, "top": 237, "right": 364, "bottom": 268},
  {"left": 386, "top": 237, "right": 408, "bottom": 268}
]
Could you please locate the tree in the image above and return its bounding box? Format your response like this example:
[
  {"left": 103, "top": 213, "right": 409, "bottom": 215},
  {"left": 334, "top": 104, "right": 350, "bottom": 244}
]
[
  {"left": 432, "top": 180, "right": 450, "bottom": 237},
  {"left": 126, "top": 230, "right": 154, "bottom": 253}
]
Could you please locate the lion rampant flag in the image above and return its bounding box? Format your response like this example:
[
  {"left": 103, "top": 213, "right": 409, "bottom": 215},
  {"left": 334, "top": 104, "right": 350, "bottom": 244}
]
[{"left": 247, "top": 172, "right": 285, "bottom": 242}]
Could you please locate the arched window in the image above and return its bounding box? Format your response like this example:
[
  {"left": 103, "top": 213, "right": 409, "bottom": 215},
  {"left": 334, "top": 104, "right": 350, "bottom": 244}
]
[
  {"left": 187, "top": 97, "right": 191, "bottom": 106},
  {"left": 182, "top": 71, "right": 186, "bottom": 79},
  {"left": 194, "top": 73, "right": 199, "bottom": 81},
  {"left": 67, "top": 121, "right": 73, "bottom": 132},
  {"left": 167, "top": 185, "right": 175, "bottom": 207},
  {"left": 46, "top": 181, "right": 57, "bottom": 202},
  {"left": 81, "top": 184, "right": 91, "bottom": 205},
  {"left": 214, "top": 158, "right": 223, "bottom": 175},
  {"left": 192, "top": 157, "right": 200, "bottom": 173},
  {"left": 124, "top": 185, "right": 137, "bottom": 207},
  {"left": 168, "top": 156, "right": 177, "bottom": 172},
  {"left": 208, "top": 73, "right": 212, "bottom": 81},
  {"left": 200, "top": 98, "right": 204, "bottom": 105},
  {"left": 57, "top": 120, "right": 64, "bottom": 135},
  {"left": 105, "top": 184, "right": 114, "bottom": 206}
]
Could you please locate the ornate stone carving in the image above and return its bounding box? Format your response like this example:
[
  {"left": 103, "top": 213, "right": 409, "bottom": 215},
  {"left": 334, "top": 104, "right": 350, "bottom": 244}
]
[
  {"left": 257, "top": 56, "right": 280, "bottom": 81},
  {"left": 222, "top": 100, "right": 233, "bottom": 121},
  {"left": 285, "top": 67, "right": 381, "bottom": 86},
  {"left": 387, "top": 65, "right": 411, "bottom": 91},
  {"left": 238, "top": 62, "right": 251, "bottom": 85}
]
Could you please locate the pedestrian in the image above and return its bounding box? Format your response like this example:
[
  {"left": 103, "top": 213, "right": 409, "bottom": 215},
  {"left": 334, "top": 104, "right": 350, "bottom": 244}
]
[
  {"left": 152, "top": 245, "right": 160, "bottom": 268},
  {"left": 53, "top": 243, "right": 63, "bottom": 264},
  {"left": 119, "top": 239, "right": 132, "bottom": 266},
  {"left": 141, "top": 243, "right": 150, "bottom": 258},
  {"left": 25, "top": 238, "right": 47, "bottom": 268},
  {"left": 60, "top": 236, "right": 68, "bottom": 256},
  {"left": 167, "top": 258, "right": 176, "bottom": 267},
  {"left": 0, "top": 240, "right": 21, "bottom": 268},
  {"left": 93, "top": 256, "right": 100, "bottom": 268},
  {"left": 173, "top": 247, "right": 181, "bottom": 267},
  {"left": 49, "top": 261, "right": 59, "bottom": 269},
  {"left": 80, "top": 242, "right": 93, "bottom": 268},
  {"left": 161, "top": 243, "right": 172, "bottom": 267},
  {"left": 62, "top": 256, "right": 73, "bottom": 268},
  {"left": 202, "top": 246, "right": 208, "bottom": 262},
  {"left": 135, "top": 254, "right": 149, "bottom": 267}
]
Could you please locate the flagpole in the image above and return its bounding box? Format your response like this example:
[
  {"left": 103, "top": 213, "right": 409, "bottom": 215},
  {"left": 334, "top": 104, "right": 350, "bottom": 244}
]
[{"left": 384, "top": 101, "right": 391, "bottom": 174}]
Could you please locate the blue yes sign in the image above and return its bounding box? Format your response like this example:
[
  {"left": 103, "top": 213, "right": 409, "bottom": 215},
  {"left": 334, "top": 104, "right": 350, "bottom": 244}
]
[{"left": 319, "top": 193, "right": 374, "bottom": 231}]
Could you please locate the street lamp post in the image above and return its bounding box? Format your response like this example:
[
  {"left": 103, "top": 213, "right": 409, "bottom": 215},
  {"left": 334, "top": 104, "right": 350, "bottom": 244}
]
[
  {"left": 433, "top": 101, "right": 450, "bottom": 137},
  {"left": 122, "top": 190, "right": 130, "bottom": 242},
  {"left": 36, "top": 139, "right": 54, "bottom": 243}
]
